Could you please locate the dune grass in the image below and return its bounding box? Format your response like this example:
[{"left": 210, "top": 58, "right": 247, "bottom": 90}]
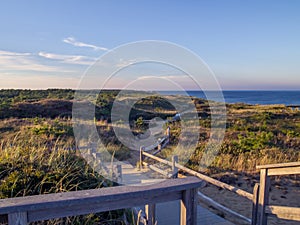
[{"left": 0, "top": 136, "right": 133, "bottom": 224}]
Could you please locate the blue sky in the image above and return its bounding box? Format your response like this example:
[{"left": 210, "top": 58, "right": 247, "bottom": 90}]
[{"left": 0, "top": 1, "right": 299, "bottom": 90}]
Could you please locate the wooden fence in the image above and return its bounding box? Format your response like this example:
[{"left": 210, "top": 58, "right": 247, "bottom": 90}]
[
  {"left": 0, "top": 177, "right": 202, "bottom": 225},
  {"left": 140, "top": 149, "right": 254, "bottom": 225},
  {"left": 255, "top": 162, "right": 300, "bottom": 225},
  {"left": 140, "top": 150, "right": 300, "bottom": 225}
]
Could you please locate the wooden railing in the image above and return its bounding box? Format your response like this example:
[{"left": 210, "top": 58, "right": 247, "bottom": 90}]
[
  {"left": 255, "top": 162, "right": 300, "bottom": 225},
  {"left": 0, "top": 177, "right": 202, "bottom": 225},
  {"left": 140, "top": 151, "right": 300, "bottom": 225},
  {"left": 140, "top": 149, "right": 254, "bottom": 224}
]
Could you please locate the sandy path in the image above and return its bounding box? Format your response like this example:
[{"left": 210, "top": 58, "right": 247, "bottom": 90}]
[{"left": 199, "top": 172, "right": 300, "bottom": 225}]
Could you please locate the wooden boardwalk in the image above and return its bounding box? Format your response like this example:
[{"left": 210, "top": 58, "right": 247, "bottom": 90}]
[
  {"left": 155, "top": 201, "right": 234, "bottom": 225},
  {"left": 117, "top": 162, "right": 234, "bottom": 225}
]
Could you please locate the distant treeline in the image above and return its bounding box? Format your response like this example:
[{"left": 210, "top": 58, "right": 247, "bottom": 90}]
[
  {"left": 0, "top": 89, "right": 176, "bottom": 120},
  {"left": 0, "top": 89, "right": 75, "bottom": 102}
]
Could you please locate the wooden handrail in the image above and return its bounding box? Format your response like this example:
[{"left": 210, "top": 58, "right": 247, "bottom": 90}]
[
  {"left": 256, "top": 162, "right": 300, "bottom": 225},
  {"left": 141, "top": 151, "right": 254, "bottom": 225},
  {"left": 256, "top": 161, "right": 300, "bottom": 169},
  {"left": 175, "top": 162, "right": 253, "bottom": 201},
  {"left": 265, "top": 205, "right": 300, "bottom": 221},
  {"left": 143, "top": 151, "right": 173, "bottom": 167},
  {"left": 257, "top": 162, "right": 300, "bottom": 176},
  {"left": 0, "top": 177, "right": 202, "bottom": 225},
  {"left": 142, "top": 151, "right": 253, "bottom": 201}
]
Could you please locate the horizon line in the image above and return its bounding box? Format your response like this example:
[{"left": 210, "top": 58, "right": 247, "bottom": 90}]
[{"left": 0, "top": 88, "right": 300, "bottom": 91}]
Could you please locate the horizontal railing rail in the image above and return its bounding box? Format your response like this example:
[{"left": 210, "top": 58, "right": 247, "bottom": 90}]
[
  {"left": 141, "top": 150, "right": 253, "bottom": 200},
  {"left": 0, "top": 177, "right": 202, "bottom": 225}
]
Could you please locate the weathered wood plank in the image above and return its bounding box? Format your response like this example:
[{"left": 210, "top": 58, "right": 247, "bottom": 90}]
[
  {"left": 198, "top": 191, "right": 251, "bottom": 225},
  {"left": 142, "top": 152, "right": 253, "bottom": 200},
  {"left": 148, "top": 164, "right": 172, "bottom": 178},
  {"left": 8, "top": 212, "right": 27, "bottom": 225},
  {"left": 172, "top": 155, "right": 179, "bottom": 178},
  {"left": 155, "top": 200, "right": 234, "bottom": 225},
  {"left": 0, "top": 177, "right": 202, "bottom": 215},
  {"left": 28, "top": 191, "right": 181, "bottom": 222},
  {"left": 175, "top": 163, "right": 253, "bottom": 200},
  {"left": 267, "top": 166, "right": 300, "bottom": 176},
  {"left": 151, "top": 148, "right": 162, "bottom": 156},
  {"left": 143, "top": 151, "right": 173, "bottom": 167},
  {"left": 251, "top": 183, "right": 260, "bottom": 225},
  {"left": 258, "top": 168, "right": 270, "bottom": 225},
  {"left": 255, "top": 162, "right": 300, "bottom": 225},
  {"left": 181, "top": 188, "right": 197, "bottom": 225},
  {"left": 140, "top": 146, "right": 145, "bottom": 169},
  {"left": 265, "top": 205, "right": 300, "bottom": 221},
  {"left": 256, "top": 162, "right": 300, "bottom": 169},
  {"left": 145, "top": 204, "right": 156, "bottom": 225},
  {"left": 144, "top": 136, "right": 167, "bottom": 151}
]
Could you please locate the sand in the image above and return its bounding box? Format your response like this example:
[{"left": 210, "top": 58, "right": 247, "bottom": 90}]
[{"left": 198, "top": 172, "right": 300, "bottom": 225}]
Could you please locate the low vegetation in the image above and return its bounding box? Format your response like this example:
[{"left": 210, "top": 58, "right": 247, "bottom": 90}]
[
  {"left": 179, "top": 101, "right": 299, "bottom": 172},
  {"left": 0, "top": 135, "right": 132, "bottom": 224},
  {"left": 0, "top": 89, "right": 299, "bottom": 224}
]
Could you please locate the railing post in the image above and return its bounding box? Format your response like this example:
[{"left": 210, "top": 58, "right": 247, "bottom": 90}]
[
  {"left": 157, "top": 143, "right": 161, "bottom": 151},
  {"left": 172, "top": 155, "right": 178, "bottom": 178},
  {"left": 258, "top": 168, "right": 270, "bottom": 225},
  {"left": 112, "top": 164, "right": 122, "bottom": 183},
  {"left": 180, "top": 188, "right": 197, "bottom": 225},
  {"left": 252, "top": 183, "right": 260, "bottom": 225},
  {"left": 145, "top": 204, "right": 156, "bottom": 225},
  {"left": 117, "top": 164, "right": 122, "bottom": 182},
  {"left": 166, "top": 126, "right": 170, "bottom": 140},
  {"left": 139, "top": 146, "right": 145, "bottom": 169},
  {"left": 8, "top": 212, "right": 27, "bottom": 225}
]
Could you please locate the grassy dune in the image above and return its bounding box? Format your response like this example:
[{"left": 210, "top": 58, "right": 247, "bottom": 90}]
[{"left": 0, "top": 89, "right": 299, "bottom": 224}]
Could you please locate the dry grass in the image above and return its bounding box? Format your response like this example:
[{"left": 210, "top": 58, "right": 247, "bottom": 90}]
[{"left": 0, "top": 136, "right": 133, "bottom": 225}]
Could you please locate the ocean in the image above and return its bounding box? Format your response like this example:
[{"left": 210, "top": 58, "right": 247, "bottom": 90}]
[{"left": 159, "top": 91, "right": 300, "bottom": 106}]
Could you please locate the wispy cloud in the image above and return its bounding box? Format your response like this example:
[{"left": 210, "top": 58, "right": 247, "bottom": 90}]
[
  {"left": 0, "top": 50, "right": 31, "bottom": 56},
  {"left": 38, "top": 51, "right": 96, "bottom": 65},
  {"left": 63, "top": 37, "right": 108, "bottom": 51},
  {"left": 0, "top": 50, "right": 73, "bottom": 73}
]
